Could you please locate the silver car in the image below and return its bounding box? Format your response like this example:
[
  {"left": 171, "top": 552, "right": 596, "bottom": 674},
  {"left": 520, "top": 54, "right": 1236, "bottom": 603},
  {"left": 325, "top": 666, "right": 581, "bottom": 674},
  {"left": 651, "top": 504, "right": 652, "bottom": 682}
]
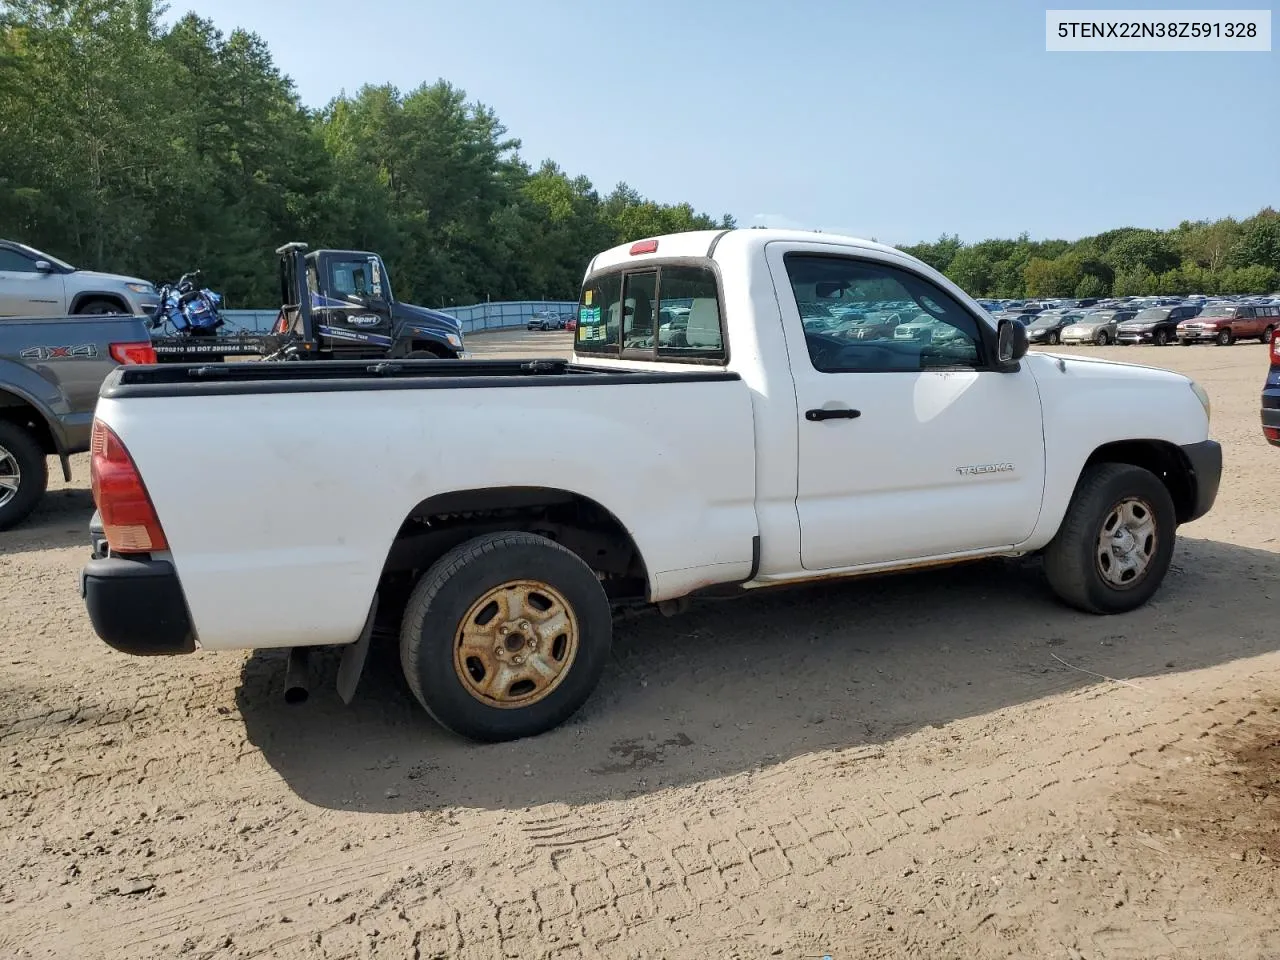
[
  {"left": 0, "top": 240, "right": 158, "bottom": 317},
  {"left": 1060, "top": 309, "right": 1135, "bottom": 346}
]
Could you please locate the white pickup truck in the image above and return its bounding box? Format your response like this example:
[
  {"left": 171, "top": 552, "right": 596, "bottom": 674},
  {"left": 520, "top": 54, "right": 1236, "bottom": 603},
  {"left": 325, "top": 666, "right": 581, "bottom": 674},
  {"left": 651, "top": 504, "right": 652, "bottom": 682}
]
[{"left": 80, "top": 229, "right": 1221, "bottom": 742}]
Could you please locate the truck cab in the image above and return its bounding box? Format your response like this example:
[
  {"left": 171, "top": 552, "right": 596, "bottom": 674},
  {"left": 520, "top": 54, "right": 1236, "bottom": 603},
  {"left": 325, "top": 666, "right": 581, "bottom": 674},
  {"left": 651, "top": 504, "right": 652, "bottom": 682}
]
[{"left": 273, "top": 244, "right": 465, "bottom": 360}]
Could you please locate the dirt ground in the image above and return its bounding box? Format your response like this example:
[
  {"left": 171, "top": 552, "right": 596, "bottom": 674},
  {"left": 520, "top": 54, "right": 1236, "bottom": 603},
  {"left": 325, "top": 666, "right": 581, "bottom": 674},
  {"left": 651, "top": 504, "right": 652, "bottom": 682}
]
[{"left": 3, "top": 332, "right": 1278, "bottom": 960}]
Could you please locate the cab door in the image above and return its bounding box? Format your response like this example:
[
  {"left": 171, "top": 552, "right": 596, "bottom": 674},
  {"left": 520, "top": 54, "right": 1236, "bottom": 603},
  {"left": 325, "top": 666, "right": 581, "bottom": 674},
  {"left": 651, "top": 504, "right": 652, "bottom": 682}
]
[
  {"left": 766, "top": 243, "right": 1046, "bottom": 571},
  {"left": 312, "top": 253, "right": 395, "bottom": 355}
]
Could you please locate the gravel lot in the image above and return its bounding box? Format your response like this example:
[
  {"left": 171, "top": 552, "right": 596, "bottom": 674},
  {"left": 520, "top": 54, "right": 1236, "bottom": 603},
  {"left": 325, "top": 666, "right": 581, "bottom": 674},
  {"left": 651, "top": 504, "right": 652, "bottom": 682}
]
[{"left": 3, "top": 331, "right": 1278, "bottom": 960}]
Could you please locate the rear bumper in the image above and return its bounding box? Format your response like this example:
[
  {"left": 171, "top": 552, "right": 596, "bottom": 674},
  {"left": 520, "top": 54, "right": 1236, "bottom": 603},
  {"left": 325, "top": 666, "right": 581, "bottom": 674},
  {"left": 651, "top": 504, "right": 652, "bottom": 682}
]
[
  {"left": 1180, "top": 439, "right": 1222, "bottom": 522},
  {"left": 80, "top": 553, "right": 196, "bottom": 656}
]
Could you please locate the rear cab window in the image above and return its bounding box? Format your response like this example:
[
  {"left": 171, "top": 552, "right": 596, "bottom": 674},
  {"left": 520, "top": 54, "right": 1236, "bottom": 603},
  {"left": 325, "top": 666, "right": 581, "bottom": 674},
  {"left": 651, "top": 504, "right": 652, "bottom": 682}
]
[{"left": 575, "top": 262, "right": 726, "bottom": 363}]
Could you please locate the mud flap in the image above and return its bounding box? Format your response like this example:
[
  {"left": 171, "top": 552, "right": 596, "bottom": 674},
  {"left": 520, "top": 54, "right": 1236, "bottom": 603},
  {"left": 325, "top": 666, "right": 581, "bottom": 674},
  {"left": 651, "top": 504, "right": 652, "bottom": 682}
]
[
  {"left": 60, "top": 453, "right": 72, "bottom": 482},
  {"left": 336, "top": 594, "right": 378, "bottom": 705}
]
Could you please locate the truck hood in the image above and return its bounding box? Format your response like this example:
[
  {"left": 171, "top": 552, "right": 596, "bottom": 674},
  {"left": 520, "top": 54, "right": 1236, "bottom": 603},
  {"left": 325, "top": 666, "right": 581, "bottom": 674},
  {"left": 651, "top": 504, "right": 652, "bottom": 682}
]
[
  {"left": 1026, "top": 350, "right": 1191, "bottom": 387},
  {"left": 394, "top": 302, "right": 462, "bottom": 333}
]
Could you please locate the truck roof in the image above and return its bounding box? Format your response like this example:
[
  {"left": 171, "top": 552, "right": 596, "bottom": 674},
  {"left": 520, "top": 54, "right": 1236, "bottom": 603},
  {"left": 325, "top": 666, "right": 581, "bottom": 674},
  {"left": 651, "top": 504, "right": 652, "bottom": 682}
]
[{"left": 587, "top": 228, "right": 917, "bottom": 276}]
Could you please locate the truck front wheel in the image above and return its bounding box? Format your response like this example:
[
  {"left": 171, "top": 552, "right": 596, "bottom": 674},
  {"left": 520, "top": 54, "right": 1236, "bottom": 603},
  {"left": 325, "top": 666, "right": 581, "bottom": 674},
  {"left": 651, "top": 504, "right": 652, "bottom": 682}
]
[
  {"left": 0, "top": 421, "right": 49, "bottom": 531},
  {"left": 1042, "top": 463, "right": 1176, "bottom": 615},
  {"left": 399, "top": 531, "right": 612, "bottom": 742}
]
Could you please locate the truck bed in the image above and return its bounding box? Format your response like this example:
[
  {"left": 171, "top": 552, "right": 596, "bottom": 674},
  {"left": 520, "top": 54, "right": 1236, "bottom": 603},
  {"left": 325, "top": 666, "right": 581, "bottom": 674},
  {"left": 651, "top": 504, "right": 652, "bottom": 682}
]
[{"left": 91, "top": 356, "right": 757, "bottom": 650}]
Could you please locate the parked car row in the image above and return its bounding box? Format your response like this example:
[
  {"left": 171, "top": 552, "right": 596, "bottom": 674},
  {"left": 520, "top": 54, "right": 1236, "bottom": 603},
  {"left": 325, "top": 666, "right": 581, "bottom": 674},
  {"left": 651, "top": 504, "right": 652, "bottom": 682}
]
[{"left": 1002, "top": 298, "right": 1278, "bottom": 348}]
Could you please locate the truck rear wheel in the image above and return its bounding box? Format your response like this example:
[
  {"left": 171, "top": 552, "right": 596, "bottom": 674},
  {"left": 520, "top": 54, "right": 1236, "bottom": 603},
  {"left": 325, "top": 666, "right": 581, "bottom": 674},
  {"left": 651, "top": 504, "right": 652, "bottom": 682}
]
[
  {"left": 0, "top": 421, "right": 48, "bottom": 531},
  {"left": 399, "top": 531, "right": 612, "bottom": 742},
  {"left": 1042, "top": 463, "right": 1176, "bottom": 615}
]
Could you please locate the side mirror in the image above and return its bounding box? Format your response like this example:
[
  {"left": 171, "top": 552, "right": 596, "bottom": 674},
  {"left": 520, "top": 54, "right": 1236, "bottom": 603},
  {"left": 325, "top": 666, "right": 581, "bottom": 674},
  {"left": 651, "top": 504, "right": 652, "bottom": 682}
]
[
  {"left": 814, "top": 281, "right": 845, "bottom": 299},
  {"left": 996, "top": 317, "right": 1029, "bottom": 370},
  {"left": 34, "top": 260, "right": 53, "bottom": 273}
]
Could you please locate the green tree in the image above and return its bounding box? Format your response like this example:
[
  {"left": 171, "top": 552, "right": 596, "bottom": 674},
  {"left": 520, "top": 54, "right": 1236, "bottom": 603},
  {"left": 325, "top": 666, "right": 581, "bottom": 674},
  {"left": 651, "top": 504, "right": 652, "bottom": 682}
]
[
  {"left": 1074, "top": 274, "right": 1107, "bottom": 299},
  {"left": 1228, "top": 209, "right": 1280, "bottom": 273},
  {"left": 899, "top": 233, "right": 961, "bottom": 274},
  {"left": 944, "top": 246, "right": 994, "bottom": 295}
]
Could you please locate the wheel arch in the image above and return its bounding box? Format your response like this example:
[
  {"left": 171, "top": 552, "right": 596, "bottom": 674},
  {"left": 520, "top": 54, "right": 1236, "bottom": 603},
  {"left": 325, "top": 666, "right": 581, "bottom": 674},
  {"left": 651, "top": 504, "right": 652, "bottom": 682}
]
[
  {"left": 69, "top": 291, "right": 129, "bottom": 314},
  {"left": 1083, "top": 439, "right": 1196, "bottom": 524},
  {"left": 381, "top": 485, "right": 651, "bottom": 603},
  {"left": 0, "top": 387, "right": 59, "bottom": 455}
]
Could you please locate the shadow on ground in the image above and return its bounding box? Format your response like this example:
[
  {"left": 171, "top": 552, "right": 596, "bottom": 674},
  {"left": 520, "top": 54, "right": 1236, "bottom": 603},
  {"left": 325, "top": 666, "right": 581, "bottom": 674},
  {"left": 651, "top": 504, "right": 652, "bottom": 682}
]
[
  {"left": 237, "top": 536, "right": 1279, "bottom": 813},
  {"left": 0, "top": 487, "right": 94, "bottom": 556}
]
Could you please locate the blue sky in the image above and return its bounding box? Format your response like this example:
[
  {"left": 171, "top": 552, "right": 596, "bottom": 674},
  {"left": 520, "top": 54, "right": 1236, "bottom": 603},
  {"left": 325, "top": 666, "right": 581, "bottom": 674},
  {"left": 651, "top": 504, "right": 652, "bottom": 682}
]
[{"left": 182, "top": 0, "right": 1277, "bottom": 246}]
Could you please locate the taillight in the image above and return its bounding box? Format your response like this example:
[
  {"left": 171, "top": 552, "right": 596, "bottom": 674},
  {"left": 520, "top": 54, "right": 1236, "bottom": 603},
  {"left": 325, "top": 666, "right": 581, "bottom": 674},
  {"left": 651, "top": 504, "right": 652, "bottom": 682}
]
[
  {"left": 1265, "top": 426, "right": 1280, "bottom": 443},
  {"left": 110, "top": 341, "right": 157, "bottom": 365},
  {"left": 1271, "top": 330, "right": 1280, "bottom": 364},
  {"left": 629, "top": 239, "right": 659, "bottom": 255},
  {"left": 90, "top": 419, "right": 168, "bottom": 553}
]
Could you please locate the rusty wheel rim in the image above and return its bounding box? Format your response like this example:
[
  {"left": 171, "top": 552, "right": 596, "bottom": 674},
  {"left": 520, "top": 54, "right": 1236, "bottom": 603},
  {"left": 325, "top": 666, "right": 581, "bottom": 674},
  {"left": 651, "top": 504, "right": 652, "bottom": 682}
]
[{"left": 453, "top": 579, "right": 579, "bottom": 709}]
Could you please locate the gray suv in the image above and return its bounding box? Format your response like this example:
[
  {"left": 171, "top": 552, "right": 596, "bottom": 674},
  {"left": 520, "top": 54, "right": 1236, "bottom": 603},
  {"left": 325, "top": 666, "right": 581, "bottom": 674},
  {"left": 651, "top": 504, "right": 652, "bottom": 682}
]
[{"left": 0, "top": 240, "right": 159, "bottom": 317}]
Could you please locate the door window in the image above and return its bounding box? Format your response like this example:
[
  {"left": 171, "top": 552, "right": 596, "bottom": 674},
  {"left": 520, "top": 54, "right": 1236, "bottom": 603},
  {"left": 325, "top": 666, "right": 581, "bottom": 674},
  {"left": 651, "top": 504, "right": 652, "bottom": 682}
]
[
  {"left": 784, "top": 255, "right": 985, "bottom": 373},
  {"left": 0, "top": 249, "right": 37, "bottom": 272},
  {"left": 328, "top": 258, "right": 384, "bottom": 302}
]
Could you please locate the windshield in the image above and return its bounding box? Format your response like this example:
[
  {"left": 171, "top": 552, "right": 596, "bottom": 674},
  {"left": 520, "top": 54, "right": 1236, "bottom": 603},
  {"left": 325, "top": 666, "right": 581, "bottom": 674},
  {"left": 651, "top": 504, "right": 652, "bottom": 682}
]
[
  {"left": 11, "top": 242, "right": 74, "bottom": 271},
  {"left": 1134, "top": 309, "right": 1170, "bottom": 321},
  {"left": 1198, "top": 305, "right": 1237, "bottom": 317}
]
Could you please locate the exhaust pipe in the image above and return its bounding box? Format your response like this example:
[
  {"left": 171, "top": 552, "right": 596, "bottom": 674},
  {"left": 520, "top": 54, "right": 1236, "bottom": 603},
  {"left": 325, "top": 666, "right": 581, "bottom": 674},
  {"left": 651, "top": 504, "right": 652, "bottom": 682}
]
[{"left": 283, "top": 647, "right": 310, "bottom": 704}]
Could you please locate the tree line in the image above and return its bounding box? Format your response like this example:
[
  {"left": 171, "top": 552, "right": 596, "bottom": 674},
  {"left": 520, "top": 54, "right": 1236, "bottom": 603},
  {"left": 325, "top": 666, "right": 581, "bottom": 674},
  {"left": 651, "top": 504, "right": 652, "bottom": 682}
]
[
  {"left": 2, "top": 0, "right": 1276, "bottom": 311},
  {"left": 898, "top": 211, "right": 1280, "bottom": 300},
  {"left": 0, "top": 0, "right": 732, "bottom": 308}
]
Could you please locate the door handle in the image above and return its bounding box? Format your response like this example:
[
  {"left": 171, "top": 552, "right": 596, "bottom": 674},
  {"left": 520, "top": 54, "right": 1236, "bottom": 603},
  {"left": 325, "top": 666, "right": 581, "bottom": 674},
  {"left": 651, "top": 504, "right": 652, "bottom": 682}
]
[{"left": 805, "top": 407, "right": 861, "bottom": 422}]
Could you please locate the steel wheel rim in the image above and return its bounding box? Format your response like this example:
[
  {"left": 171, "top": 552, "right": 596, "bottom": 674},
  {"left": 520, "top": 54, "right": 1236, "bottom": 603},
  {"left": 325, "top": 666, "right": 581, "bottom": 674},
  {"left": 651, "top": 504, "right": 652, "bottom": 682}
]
[
  {"left": 453, "top": 579, "right": 579, "bottom": 709},
  {"left": 0, "top": 444, "right": 20, "bottom": 509},
  {"left": 1096, "top": 497, "right": 1157, "bottom": 589}
]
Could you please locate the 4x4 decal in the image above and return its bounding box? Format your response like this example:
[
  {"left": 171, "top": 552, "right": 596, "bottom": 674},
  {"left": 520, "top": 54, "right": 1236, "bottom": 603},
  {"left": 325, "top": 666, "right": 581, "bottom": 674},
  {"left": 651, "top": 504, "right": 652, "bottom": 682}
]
[{"left": 19, "top": 344, "right": 98, "bottom": 361}]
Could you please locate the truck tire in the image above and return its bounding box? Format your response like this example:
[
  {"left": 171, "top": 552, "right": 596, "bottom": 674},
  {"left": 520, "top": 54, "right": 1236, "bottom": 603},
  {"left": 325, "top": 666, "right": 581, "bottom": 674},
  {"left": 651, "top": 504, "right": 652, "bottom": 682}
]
[
  {"left": 399, "top": 531, "right": 612, "bottom": 742},
  {"left": 1216, "top": 328, "right": 1233, "bottom": 346},
  {"left": 1261, "top": 325, "right": 1275, "bottom": 344},
  {"left": 0, "top": 421, "right": 49, "bottom": 531},
  {"left": 1042, "top": 463, "right": 1176, "bottom": 615}
]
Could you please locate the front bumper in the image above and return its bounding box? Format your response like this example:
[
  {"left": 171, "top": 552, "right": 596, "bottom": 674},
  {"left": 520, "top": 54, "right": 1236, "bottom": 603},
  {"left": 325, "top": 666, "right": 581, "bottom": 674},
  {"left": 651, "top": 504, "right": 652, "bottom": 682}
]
[
  {"left": 81, "top": 514, "right": 196, "bottom": 656},
  {"left": 1177, "top": 328, "right": 1218, "bottom": 341},
  {"left": 1116, "top": 329, "right": 1153, "bottom": 343},
  {"left": 1180, "top": 439, "right": 1223, "bottom": 522}
]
